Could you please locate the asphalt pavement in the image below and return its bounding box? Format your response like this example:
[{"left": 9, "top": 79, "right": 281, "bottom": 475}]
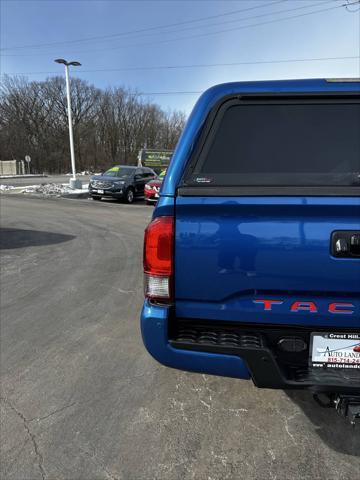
[{"left": 1, "top": 195, "right": 359, "bottom": 480}]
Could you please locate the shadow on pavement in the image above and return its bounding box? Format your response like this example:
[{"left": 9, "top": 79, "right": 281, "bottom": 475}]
[
  {"left": 0, "top": 228, "right": 76, "bottom": 249},
  {"left": 96, "top": 197, "right": 146, "bottom": 204},
  {"left": 286, "top": 390, "right": 359, "bottom": 455}
]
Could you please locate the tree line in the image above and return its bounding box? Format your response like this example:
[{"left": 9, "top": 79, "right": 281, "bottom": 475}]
[{"left": 0, "top": 75, "right": 186, "bottom": 173}]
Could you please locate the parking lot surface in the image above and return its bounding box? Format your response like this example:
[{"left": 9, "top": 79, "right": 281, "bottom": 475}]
[{"left": 1, "top": 195, "right": 359, "bottom": 480}]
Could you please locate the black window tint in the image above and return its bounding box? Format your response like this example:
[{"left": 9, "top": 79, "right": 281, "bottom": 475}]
[{"left": 190, "top": 102, "right": 360, "bottom": 186}]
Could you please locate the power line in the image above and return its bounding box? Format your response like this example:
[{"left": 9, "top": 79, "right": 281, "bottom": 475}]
[
  {"left": 5, "top": 0, "right": 336, "bottom": 55},
  {"left": 0, "top": 0, "right": 285, "bottom": 51},
  {"left": 88, "top": 0, "right": 336, "bottom": 48},
  {"left": 98, "top": 0, "right": 360, "bottom": 54},
  {"left": 2, "top": 55, "right": 358, "bottom": 76},
  {"left": 344, "top": 0, "right": 360, "bottom": 10},
  {"left": 96, "top": 1, "right": 360, "bottom": 56},
  {"left": 1, "top": 1, "right": 348, "bottom": 57}
]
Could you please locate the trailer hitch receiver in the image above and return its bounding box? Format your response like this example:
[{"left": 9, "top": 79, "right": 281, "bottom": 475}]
[
  {"left": 313, "top": 393, "right": 360, "bottom": 426},
  {"left": 335, "top": 395, "right": 360, "bottom": 426}
]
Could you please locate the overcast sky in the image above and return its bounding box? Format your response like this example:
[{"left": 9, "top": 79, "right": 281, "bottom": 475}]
[{"left": 1, "top": 0, "right": 359, "bottom": 113}]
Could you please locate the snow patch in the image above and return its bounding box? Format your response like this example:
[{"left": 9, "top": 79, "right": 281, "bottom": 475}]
[
  {"left": 19, "top": 183, "right": 88, "bottom": 196},
  {"left": 66, "top": 171, "right": 92, "bottom": 176}
]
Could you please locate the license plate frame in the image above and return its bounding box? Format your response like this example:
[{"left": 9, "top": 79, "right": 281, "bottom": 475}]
[{"left": 310, "top": 332, "right": 360, "bottom": 369}]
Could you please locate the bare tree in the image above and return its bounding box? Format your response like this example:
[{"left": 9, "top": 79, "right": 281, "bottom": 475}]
[{"left": 0, "top": 75, "right": 186, "bottom": 173}]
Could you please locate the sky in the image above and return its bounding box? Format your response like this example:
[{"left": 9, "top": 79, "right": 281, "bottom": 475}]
[{"left": 1, "top": 0, "right": 359, "bottom": 113}]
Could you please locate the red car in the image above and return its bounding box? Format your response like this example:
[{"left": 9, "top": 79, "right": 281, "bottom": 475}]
[{"left": 144, "top": 170, "right": 166, "bottom": 205}]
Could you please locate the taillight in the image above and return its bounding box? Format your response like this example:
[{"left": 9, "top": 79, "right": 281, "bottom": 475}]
[{"left": 143, "top": 216, "right": 174, "bottom": 303}]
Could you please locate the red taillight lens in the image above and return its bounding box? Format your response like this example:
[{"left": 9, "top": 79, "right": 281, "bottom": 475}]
[{"left": 144, "top": 216, "right": 174, "bottom": 302}]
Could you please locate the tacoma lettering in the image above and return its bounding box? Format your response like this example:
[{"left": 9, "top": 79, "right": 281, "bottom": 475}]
[{"left": 253, "top": 300, "right": 355, "bottom": 315}]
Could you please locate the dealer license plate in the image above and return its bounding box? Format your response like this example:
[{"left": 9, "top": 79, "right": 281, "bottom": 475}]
[{"left": 311, "top": 333, "right": 360, "bottom": 369}]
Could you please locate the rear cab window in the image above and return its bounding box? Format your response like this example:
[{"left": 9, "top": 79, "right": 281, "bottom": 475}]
[{"left": 181, "top": 96, "right": 360, "bottom": 195}]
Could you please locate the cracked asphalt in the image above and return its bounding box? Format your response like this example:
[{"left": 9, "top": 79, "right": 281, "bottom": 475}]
[{"left": 1, "top": 195, "right": 359, "bottom": 480}]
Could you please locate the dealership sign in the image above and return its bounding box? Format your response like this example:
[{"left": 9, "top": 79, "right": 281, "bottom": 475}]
[{"left": 141, "top": 149, "right": 173, "bottom": 169}]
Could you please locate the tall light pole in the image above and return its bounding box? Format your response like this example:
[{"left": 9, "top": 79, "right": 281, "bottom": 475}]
[{"left": 54, "top": 58, "right": 82, "bottom": 189}]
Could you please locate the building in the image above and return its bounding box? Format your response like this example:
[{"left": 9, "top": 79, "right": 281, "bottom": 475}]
[{"left": 0, "top": 160, "right": 25, "bottom": 176}]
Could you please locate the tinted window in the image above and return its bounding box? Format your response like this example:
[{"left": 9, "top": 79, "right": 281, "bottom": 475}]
[
  {"left": 189, "top": 101, "right": 360, "bottom": 186},
  {"left": 142, "top": 168, "right": 153, "bottom": 178},
  {"left": 135, "top": 169, "right": 145, "bottom": 178}
]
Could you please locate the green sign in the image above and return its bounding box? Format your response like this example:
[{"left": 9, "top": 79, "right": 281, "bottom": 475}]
[{"left": 142, "top": 149, "right": 173, "bottom": 168}]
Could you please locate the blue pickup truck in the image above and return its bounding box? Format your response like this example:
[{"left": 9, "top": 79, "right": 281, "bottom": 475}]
[{"left": 141, "top": 79, "right": 360, "bottom": 424}]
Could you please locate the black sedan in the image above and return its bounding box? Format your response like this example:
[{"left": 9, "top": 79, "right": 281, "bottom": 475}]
[{"left": 89, "top": 166, "right": 156, "bottom": 203}]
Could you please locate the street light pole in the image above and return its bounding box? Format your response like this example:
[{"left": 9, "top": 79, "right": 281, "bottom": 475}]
[
  {"left": 54, "top": 58, "right": 82, "bottom": 189},
  {"left": 64, "top": 64, "right": 76, "bottom": 183}
]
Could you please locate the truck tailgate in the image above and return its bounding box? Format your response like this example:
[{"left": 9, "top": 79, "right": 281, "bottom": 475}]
[{"left": 175, "top": 196, "right": 360, "bottom": 328}]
